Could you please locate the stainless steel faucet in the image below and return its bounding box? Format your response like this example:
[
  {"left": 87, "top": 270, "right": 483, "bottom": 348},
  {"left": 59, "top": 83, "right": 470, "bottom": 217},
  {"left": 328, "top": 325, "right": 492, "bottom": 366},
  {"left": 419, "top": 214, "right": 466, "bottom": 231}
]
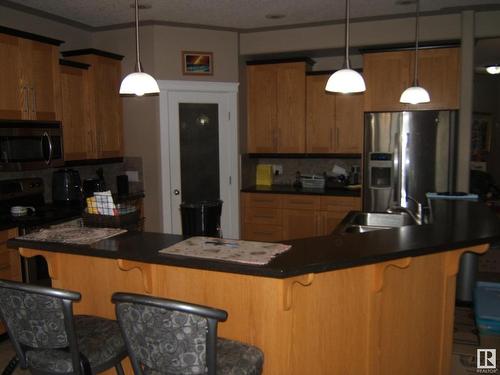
[{"left": 387, "top": 195, "right": 424, "bottom": 225}]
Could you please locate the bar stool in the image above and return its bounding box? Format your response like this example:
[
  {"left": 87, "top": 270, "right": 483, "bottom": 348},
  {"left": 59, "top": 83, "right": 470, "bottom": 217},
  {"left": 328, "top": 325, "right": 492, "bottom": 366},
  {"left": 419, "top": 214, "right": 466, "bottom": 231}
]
[
  {"left": 0, "top": 279, "right": 127, "bottom": 375},
  {"left": 112, "top": 292, "right": 264, "bottom": 375}
]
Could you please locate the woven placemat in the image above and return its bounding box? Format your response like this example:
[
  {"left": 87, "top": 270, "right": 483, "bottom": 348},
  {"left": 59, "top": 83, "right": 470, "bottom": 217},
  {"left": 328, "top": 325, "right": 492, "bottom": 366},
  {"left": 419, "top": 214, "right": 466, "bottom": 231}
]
[
  {"left": 159, "top": 236, "right": 290, "bottom": 265},
  {"left": 17, "top": 227, "right": 127, "bottom": 245}
]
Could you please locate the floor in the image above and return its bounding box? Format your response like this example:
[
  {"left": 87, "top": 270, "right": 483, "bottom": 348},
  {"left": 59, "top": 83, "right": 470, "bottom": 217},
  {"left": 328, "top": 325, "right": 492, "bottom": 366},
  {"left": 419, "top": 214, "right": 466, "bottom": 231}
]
[{"left": 0, "top": 306, "right": 497, "bottom": 375}]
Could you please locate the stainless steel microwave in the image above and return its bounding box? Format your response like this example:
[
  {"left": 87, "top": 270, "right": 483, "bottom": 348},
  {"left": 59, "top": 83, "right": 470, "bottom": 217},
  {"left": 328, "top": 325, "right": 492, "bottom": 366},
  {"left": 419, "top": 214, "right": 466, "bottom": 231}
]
[{"left": 0, "top": 121, "right": 64, "bottom": 171}]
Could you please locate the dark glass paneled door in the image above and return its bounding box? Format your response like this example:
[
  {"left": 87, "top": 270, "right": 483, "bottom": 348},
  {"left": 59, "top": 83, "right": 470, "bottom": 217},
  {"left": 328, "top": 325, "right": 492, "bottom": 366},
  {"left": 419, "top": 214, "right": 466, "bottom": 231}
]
[{"left": 178, "top": 103, "right": 220, "bottom": 203}]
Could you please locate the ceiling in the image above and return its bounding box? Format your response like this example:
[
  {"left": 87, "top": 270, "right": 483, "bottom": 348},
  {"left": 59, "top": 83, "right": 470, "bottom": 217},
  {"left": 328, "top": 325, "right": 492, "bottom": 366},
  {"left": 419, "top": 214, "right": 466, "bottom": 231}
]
[{"left": 4, "top": 0, "right": 500, "bottom": 30}]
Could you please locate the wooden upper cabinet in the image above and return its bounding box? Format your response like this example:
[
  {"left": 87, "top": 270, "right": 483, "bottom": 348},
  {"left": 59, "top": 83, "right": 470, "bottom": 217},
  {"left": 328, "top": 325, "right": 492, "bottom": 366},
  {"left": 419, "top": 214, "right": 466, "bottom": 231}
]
[
  {"left": 60, "top": 64, "right": 93, "bottom": 161},
  {"left": 410, "top": 47, "right": 460, "bottom": 110},
  {"left": 363, "top": 47, "right": 460, "bottom": 111},
  {"left": 247, "top": 61, "right": 307, "bottom": 153},
  {"left": 306, "top": 75, "right": 336, "bottom": 153},
  {"left": 363, "top": 51, "right": 411, "bottom": 112},
  {"left": 0, "top": 32, "right": 61, "bottom": 121},
  {"left": 306, "top": 74, "right": 364, "bottom": 153},
  {"left": 247, "top": 64, "right": 277, "bottom": 153},
  {"left": 335, "top": 93, "right": 364, "bottom": 153},
  {"left": 0, "top": 34, "right": 24, "bottom": 120},
  {"left": 62, "top": 50, "right": 124, "bottom": 159},
  {"left": 276, "top": 63, "right": 306, "bottom": 153},
  {"left": 22, "top": 39, "right": 61, "bottom": 121},
  {"left": 93, "top": 56, "right": 124, "bottom": 158}
]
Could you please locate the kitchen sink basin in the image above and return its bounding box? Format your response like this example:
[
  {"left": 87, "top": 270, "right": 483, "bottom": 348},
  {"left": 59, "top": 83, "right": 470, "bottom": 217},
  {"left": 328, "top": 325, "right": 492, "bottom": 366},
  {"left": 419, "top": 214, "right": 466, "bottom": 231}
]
[{"left": 334, "top": 211, "right": 418, "bottom": 234}]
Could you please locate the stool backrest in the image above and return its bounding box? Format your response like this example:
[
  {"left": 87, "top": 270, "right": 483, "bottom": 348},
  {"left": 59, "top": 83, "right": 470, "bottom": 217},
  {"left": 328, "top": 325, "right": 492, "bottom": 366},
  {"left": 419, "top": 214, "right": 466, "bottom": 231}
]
[
  {"left": 112, "top": 293, "right": 227, "bottom": 375},
  {"left": 0, "top": 279, "right": 83, "bottom": 373}
]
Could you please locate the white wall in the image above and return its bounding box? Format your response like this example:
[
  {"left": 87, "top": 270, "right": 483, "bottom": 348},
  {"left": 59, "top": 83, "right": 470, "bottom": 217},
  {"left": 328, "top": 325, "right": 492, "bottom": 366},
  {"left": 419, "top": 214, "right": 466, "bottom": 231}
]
[
  {"left": 0, "top": 5, "right": 91, "bottom": 50},
  {"left": 240, "top": 13, "right": 461, "bottom": 56}
]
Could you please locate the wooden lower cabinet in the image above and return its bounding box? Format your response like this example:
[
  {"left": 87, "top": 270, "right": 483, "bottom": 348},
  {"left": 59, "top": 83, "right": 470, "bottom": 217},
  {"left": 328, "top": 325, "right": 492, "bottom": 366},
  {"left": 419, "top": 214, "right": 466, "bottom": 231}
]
[
  {"left": 243, "top": 223, "right": 283, "bottom": 242},
  {"left": 0, "top": 227, "right": 21, "bottom": 335},
  {"left": 282, "top": 209, "right": 321, "bottom": 240},
  {"left": 241, "top": 192, "right": 361, "bottom": 241}
]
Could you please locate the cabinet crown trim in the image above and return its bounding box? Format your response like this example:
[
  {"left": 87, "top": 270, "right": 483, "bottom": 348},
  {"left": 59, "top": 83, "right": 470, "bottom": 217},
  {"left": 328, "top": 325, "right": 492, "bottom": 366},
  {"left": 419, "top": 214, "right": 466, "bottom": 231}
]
[
  {"left": 0, "top": 25, "right": 64, "bottom": 46},
  {"left": 360, "top": 40, "right": 460, "bottom": 54},
  {"left": 59, "top": 59, "right": 90, "bottom": 69},
  {"left": 61, "top": 48, "right": 124, "bottom": 61},
  {"left": 246, "top": 57, "right": 315, "bottom": 66}
]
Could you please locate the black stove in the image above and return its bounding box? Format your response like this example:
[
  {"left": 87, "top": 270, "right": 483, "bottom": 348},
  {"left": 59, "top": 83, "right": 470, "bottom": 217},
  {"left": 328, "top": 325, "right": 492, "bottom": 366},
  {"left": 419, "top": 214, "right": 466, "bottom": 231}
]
[
  {"left": 0, "top": 178, "right": 81, "bottom": 232},
  {"left": 0, "top": 178, "right": 82, "bottom": 285}
]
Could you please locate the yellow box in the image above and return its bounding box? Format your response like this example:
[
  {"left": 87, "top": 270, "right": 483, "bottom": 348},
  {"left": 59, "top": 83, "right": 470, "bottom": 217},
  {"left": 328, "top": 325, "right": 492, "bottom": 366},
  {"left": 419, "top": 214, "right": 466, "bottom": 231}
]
[{"left": 256, "top": 164, "right": 273, "bottom": 186}]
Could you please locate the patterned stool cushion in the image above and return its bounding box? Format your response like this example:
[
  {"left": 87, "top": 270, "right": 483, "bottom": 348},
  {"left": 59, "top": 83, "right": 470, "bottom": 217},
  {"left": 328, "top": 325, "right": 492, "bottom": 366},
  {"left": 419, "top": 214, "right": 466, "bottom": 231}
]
[
  {"left": 216, "top": 338, "right": 263, "bottom": 375},
  {"left": 143, "top": 338, "right": 263, "bottom": 375},
  {"left": 26, "top": 315, "right": 126, "bottom": 374}
]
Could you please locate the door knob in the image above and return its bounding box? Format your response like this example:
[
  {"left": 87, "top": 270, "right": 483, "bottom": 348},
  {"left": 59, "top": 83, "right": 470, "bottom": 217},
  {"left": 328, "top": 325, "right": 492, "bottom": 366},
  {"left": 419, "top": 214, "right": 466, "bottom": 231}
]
[{"left": 173, "top": 189, "right": 180, "bottom": 195}]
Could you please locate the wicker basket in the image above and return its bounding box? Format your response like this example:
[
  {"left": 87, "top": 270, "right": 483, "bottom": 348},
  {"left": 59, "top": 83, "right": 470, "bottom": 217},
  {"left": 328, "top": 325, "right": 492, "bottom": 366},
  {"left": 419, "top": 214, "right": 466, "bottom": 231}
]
[{"left": 82, "top": 210, "right": 140, "bottom": 231}]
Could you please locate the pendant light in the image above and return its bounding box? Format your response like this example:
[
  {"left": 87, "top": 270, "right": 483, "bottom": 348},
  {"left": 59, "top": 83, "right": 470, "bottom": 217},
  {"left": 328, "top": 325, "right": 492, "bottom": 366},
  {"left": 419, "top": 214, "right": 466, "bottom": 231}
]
[
  {"left": 119, "top": 0, "right": 159, "bottom": 96},
  {"left": 486, "top": 65, "right": 500, "bottom": 75},
  {"left": 400, "top": 0, "right": 430, "bottom": 104},
  {"left": 325, "top": 0, "right": 366, "bottom": 93}
]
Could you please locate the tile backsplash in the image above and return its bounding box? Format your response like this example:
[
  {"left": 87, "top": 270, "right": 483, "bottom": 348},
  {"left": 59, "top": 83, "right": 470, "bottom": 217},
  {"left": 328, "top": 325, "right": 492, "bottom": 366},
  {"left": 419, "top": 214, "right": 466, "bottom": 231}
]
[
  {"left": 241, "top": 156, "right": 361, "bottom": 187},
  {"left": 0, "top": 157, "right": 144, "bottom": 202}
]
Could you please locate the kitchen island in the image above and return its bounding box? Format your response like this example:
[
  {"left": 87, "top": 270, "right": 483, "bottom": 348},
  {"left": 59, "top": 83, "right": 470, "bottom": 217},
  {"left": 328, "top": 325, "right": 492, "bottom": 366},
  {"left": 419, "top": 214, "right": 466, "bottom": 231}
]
[{"left": 8, "top": 200, "right": 500, "bottom": 375}]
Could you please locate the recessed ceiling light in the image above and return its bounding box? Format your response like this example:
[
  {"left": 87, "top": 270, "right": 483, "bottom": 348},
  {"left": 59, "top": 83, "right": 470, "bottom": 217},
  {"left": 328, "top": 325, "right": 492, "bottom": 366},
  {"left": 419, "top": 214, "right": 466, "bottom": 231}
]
[
  {"left": 130, "top": 3, "right": 152, "bottom": 10},
  {"left": 265, "top": 14, "right": 286, "bottom": 20},
  {"left": 486, "top": 65, "right": 500, "bottom": 75}
]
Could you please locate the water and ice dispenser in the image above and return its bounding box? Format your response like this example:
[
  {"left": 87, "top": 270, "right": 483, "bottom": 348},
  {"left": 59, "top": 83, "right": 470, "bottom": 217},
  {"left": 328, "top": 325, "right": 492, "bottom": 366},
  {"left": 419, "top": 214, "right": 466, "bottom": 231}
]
[{"left": 368, "top": 153, "right": 393, "bottom": 189}]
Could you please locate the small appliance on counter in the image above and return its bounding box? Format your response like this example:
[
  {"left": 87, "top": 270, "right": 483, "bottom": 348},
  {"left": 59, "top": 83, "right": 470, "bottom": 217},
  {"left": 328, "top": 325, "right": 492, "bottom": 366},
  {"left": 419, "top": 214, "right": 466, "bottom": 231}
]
[
  {"left": 116, "top": 175, "right": 129, "bottom": 196},
  {"left": 52, "top": 169, "right": 82, "bottom": 206},
  {"left": 82, "top": 168, "right": 107, "bottom": 198},
  {"left": 82, "top": 178, "right": 105, "bottom": 198}
]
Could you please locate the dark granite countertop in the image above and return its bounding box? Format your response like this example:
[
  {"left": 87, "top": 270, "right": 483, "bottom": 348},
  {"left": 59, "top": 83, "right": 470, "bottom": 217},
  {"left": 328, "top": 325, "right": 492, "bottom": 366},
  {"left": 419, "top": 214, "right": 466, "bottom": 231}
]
[
  {"left": 8, "top": 201, "right": 500, "bottom": 279},
  {"left": 241, "top": 185, "right": 361, "bottom": 197}
]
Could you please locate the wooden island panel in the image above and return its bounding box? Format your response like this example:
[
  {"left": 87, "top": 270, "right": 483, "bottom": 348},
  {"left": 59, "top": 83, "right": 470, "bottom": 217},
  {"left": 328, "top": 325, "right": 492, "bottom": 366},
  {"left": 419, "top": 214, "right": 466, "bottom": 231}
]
[{"left": 19, "top": 244, "right": 488, "bottom": 375}]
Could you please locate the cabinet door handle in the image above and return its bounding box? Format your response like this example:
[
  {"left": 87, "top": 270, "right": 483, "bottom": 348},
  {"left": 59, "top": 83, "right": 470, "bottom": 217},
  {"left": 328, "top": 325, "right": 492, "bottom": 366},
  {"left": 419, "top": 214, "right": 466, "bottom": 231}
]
[
  {"left": 30, "top": 86, "right": 36, "bottom": 115},
  {"left": 336, "top": 128, "right": 339, "bottom": 149},
  {"left": 330, "top": 128, "right": 334, "bottom": 150},
  {"left": 23, "top": 86, "right": 29, "bottom": 113}
]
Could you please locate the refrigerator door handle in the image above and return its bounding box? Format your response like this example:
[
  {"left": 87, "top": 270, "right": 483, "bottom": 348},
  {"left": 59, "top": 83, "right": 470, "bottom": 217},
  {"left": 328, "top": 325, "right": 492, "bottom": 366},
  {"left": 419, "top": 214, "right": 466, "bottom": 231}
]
[
  {"left": 403, "top": 132, "right": 410, "bottom": 204},
  {"left": 392, "top": 132, "right": 401, "bottom": 207}
]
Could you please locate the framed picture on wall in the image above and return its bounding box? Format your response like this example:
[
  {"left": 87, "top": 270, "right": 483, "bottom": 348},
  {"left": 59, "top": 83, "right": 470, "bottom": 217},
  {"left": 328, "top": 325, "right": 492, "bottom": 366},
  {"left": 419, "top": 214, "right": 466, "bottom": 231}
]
[
  {"left": 471, "top": 112, "right": 493, "bottom": 162},
  {"left": 182, "top": 51, "right": 213, "bottom": 75}
]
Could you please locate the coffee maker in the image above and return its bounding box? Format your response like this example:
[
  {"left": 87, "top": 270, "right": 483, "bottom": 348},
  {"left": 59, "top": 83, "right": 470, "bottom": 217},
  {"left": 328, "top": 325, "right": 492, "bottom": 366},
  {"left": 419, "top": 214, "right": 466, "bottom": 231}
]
[{"left": 52, "top": 169, "right": 82, "bottom": 206}]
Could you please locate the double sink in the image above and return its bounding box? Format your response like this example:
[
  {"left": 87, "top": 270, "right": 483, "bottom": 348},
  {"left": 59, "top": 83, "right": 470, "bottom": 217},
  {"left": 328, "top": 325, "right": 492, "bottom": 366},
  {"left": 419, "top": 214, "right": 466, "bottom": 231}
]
[{"left": 336, "top": 211, "right": 421, "bottom": 234}]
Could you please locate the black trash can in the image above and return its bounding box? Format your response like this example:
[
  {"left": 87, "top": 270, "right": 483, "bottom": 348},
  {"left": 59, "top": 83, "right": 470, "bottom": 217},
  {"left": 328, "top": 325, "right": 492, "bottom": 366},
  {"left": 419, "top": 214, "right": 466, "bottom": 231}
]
[{"left": 180, "top": 200, "right": 223, "bottom": 237}]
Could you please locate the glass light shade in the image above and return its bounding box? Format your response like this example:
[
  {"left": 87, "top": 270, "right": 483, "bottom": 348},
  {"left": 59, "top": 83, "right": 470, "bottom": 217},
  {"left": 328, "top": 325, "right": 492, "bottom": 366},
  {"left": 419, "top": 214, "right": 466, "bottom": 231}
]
[
  {"left": 399, "top": 85, "right": 430, "bottom": 104},
  {"left": 119, "top": 72, "right": 160, "bottom": 96},
  {"left": 486, "top": 65, "right": 500, "bottom": 75},
  {"left": 325, "top": 68, "right": 366, "bottom": 93}
]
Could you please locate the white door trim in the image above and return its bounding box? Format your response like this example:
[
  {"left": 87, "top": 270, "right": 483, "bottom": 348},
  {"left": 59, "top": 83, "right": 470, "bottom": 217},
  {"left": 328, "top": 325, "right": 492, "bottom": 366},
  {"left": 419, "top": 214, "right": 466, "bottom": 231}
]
[{"left": 158, "top": 80, "right": 240, "bottom": 238}]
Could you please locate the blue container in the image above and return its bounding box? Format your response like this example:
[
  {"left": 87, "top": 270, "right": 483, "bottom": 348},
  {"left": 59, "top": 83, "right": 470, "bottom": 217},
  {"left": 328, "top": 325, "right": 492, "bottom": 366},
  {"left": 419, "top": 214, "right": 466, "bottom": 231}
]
[{"left": 474, "top": 281, "right": 500, "bottom": 336}]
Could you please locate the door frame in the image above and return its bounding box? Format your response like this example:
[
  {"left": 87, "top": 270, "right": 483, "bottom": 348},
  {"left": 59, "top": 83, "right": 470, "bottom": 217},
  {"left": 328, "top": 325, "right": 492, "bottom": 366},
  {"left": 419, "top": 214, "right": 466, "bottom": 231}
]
[{"left": 158, "top": 80, "right": 240, "bottom": 238}]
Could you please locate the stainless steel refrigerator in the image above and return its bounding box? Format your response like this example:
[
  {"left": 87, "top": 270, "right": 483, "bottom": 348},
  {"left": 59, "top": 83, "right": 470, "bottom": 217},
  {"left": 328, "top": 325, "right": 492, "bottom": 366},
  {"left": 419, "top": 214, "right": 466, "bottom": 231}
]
[{"left": 363, "top": 111, "right": 458, "bottom": 212}]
